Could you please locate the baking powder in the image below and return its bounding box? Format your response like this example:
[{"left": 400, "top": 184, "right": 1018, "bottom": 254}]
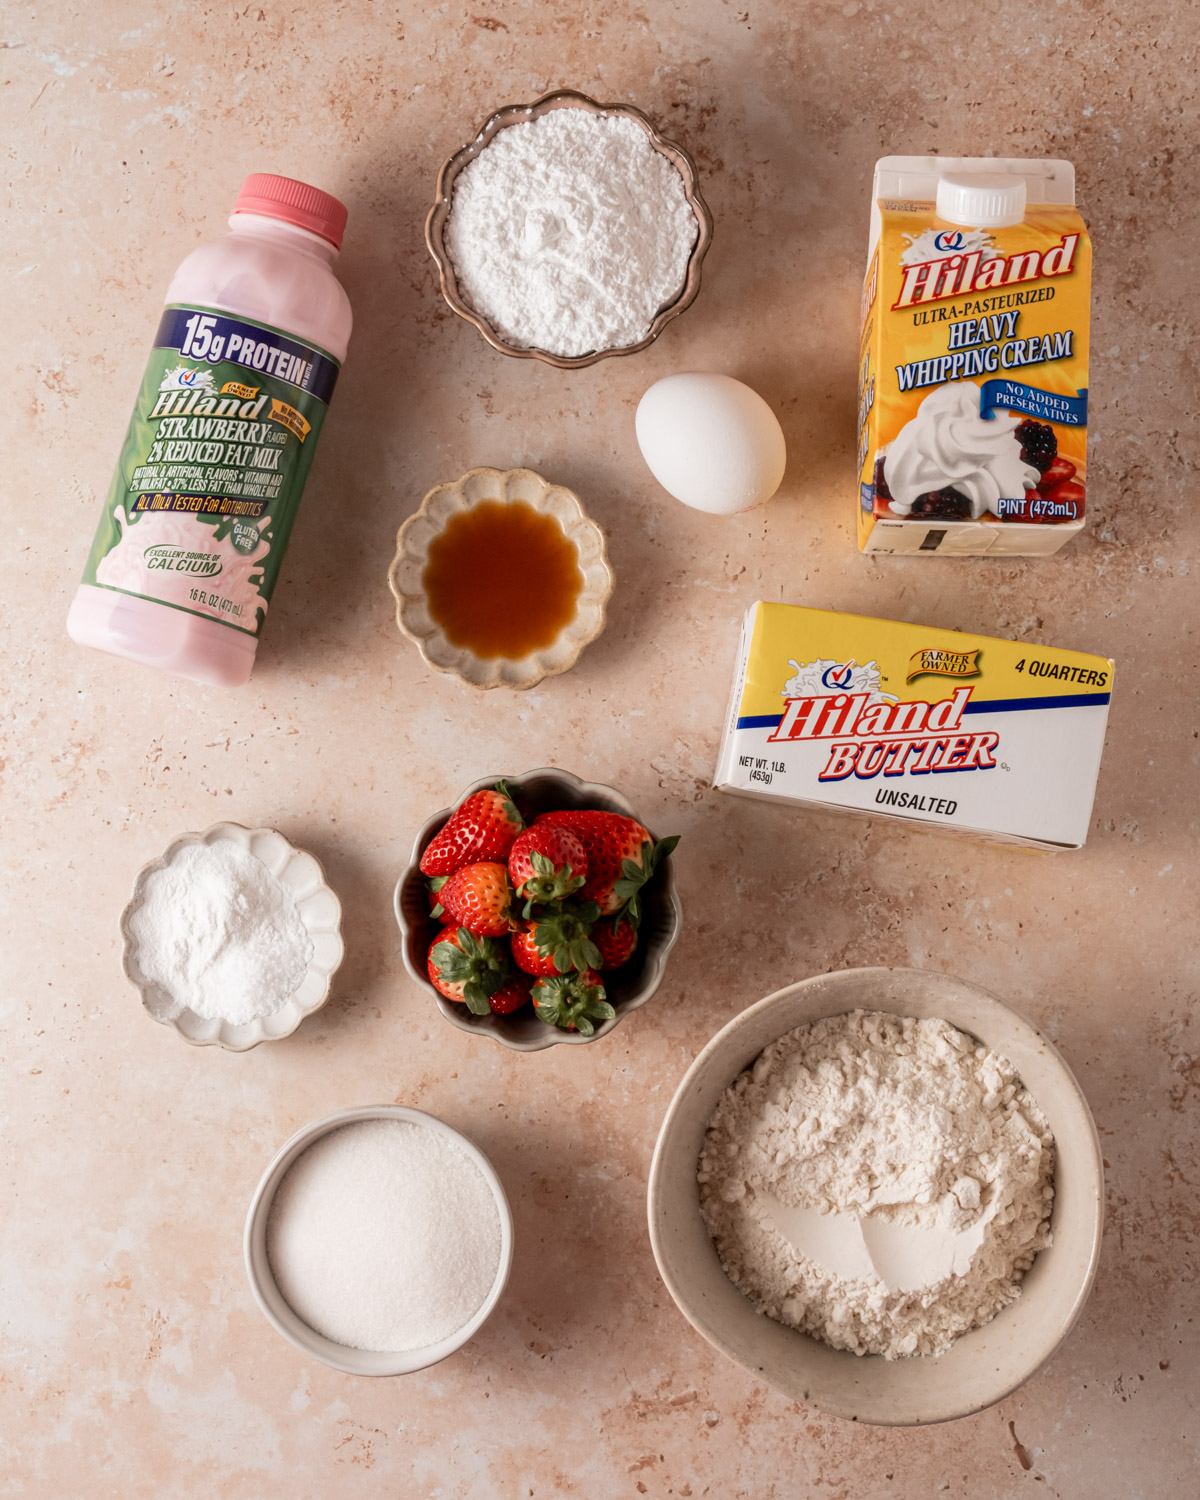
[
  {"left": 445, "top": 108, "right": 698, "bottom": 357},
  {"left": 267, "top": 1120, "right": 502, "bottom": 1353},
  {"left": 128, "top": 838, "right": 312, "bottom": 1025},
  {"left": 698, "top": 1011, "right": 1055, "bottom": 1359}
]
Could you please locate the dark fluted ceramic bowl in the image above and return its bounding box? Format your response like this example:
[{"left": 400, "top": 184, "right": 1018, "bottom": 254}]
[{"left": 394, "top": 767, "right": 682, "bottom": 1050}]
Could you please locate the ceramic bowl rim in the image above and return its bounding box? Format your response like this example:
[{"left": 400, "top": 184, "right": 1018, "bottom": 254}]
[
  {"left": 119, "top": 821, "right": 345, "bottom": 1052},
  {"left": 425, "top": 88, "right": 714, "bottom": 368},
  {"left": 386, "top": 466, "right": 614, "bottom": 692},
  {"left": 647, "top": 966, "right": 1105, "bottom": 1425},
  {"left": 394, "top": 766, "right": 682, "bottom": 1051},
  {"left": 243, "top": 1104, "right": 515, "bottom": 1376}
]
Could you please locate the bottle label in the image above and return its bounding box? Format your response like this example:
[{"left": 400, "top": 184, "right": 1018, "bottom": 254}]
[{"left": 80, "top": 304, "right": 341, "bottom": 636}]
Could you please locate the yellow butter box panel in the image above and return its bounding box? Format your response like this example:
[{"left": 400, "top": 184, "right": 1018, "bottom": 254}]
[
  {"left": 857, "top": 156, "right": 1091, "bottom": 558},
  {"left": 715, "top": 602, "right": 1114, "bottom": 849}
]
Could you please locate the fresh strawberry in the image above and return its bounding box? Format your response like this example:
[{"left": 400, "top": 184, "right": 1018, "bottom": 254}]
[
  {"left": 508, "top": 826, "right": 588, "bottom": 913},
  {"left": 531, "top": 968, "right": 615, "bottom": 1036},
  {"left": 510, "top": 902, "right": 601, "bottom": 976},
  {"left": 536, "top": 810, "right": 678, "bottom": 923},
  {"left": 1038, "top": 456, "right": 1076, "bottom": 491},
  {"left": 419, "top": 781, "right": 524, "bottom": 877},
  {"left": 591, "top": 917, "right": 638, "bottom": 970},
  {"left": 488, "top": 972, "right": 533, "bottom": 1015},
  {"left": 431, "top": 861, "right": 513, "bottom": 937},
  {"left": 427, "top": 926, "right": 513, "bottom": 1015},
  {"left": 536, "top": 810, "right": 646, "bottom": 914}
]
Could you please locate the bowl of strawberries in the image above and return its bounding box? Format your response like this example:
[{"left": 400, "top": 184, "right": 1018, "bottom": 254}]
[{"left": 394, "top": 768, "right": 682, "bottom": 1049}]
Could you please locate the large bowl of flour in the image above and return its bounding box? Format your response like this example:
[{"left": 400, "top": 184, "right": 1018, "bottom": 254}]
[{"left": 647, "top": 968, "right": 1103, "bottom": 1425}]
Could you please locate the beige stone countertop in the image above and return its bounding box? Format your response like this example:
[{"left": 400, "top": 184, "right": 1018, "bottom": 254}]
[{"left": 3, "top": 1, "right": 1198, "bottom": 1494}]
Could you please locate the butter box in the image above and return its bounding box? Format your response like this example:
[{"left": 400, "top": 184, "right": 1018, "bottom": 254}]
[{"left": 714, "top": 602, "right": 1114, "bottom": 849}]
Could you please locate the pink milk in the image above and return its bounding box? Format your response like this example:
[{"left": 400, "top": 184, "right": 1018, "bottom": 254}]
[{"left": 67, "top": 174, "right": 353, "bottom": 686}]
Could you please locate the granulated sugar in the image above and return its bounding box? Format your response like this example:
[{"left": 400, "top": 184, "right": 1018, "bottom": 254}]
[
  {"left": 698, "top": 1010, "right": 1055, "bottom": 1359},
  {"left": 266, "top": 1119, "right": 502, "bottom": 1353},
  {"left": 128, "top": 839, "right": 312, "bottom": 1025},
  {"left": 445, "top": 107, "right": 698, "bottom": 357}
]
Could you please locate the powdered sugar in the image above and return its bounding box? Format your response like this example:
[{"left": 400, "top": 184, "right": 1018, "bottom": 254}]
[
  {"left": 445, "top": 108, "right": 698, "bottom": 357},
  {"left": 267, "top": 1120, "right": 503, "bottom": 1352},
  {"left": 698, "top": 1011, "right": 1055, "bottom": 1359},
  {"left": 127, "top": 838, "right": 312, "bottom": 1024},
  {"left": 781, "top": 657, "right": 898, "bottom": 705}
]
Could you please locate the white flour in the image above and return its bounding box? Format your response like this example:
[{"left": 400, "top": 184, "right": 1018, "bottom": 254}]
[
  {"left": 445, "top": 108, "right": 698, "bottom": 357},
  {"left": 698, "top": 1010, "right": 1054, "bottom": 1359},
  {"left": 128, "top": 839, "right": 312, "bottom": 1025}
]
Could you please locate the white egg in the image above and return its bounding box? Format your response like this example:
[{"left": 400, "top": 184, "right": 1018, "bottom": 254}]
[{"left": 635, "top": 372, "right": 787, "bottom": 514}]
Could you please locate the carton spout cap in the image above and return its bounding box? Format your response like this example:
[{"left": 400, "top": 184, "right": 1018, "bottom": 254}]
[{"left": 936, "top": 172, "right": 1027, "bottom": 228}]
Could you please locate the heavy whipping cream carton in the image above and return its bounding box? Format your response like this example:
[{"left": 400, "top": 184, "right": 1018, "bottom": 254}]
[
  {"left": 858, "top": 157, "right": 1091, "bottom": 556},
  {"left": 715, "top": 603, "right": 1114, "bottom": 848}
]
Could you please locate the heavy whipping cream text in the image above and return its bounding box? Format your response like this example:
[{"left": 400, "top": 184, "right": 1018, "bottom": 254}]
[{"left": 715, "top": 603, "right": 1114, "bottom": 850}]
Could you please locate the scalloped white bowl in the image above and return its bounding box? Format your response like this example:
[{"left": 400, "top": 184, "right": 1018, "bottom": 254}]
[
  {"left": 394, "top": 767, "right": 682, "bottom": 1050},
  {"left": 120, "top": 821, "right": 344, "bottom": 1051},
  {"left": 387, "top": 467, "right": 613, "bottom": 690}
]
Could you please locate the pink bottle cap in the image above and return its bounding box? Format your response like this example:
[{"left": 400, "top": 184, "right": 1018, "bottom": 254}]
[{"left": 233, "top": 173, "right": 348, "bottom": 249}]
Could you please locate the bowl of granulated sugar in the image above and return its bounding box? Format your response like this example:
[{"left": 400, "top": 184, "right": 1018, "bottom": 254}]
[{"left": 244, "top": 1106, "right": 513, "bottom": 1376}]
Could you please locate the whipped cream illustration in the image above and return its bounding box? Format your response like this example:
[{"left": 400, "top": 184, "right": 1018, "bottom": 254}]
[
  {"left": 900, "top": 227, "right": 999, "bottom": 267},
  {"left": 882, "top": 382, "right": 1039, "bottom": 519},
  {"left": 96, "top": 506, "right": 272, "bottom": 627},
  {"left": 782, "top": 657, "right": 898, "bottom": 706}
]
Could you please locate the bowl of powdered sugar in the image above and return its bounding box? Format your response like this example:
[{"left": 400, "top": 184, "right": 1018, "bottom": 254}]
[
  {"left": 427, "top": 89, "right": 713, "bottom": 367},
  {"left": 120, "top": 822, "right": 344, "bottom": 1051},
  {"left": 648, "top": 968, "right": 1104, "bottom": 1425},
  {"left": 244, "top": 1106, "right": 513, "bottom": 1376}
]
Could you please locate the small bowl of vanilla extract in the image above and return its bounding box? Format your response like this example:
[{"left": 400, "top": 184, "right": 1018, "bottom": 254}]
[{"left": 388, "top": 467, "right": 613, "bottom": 689}]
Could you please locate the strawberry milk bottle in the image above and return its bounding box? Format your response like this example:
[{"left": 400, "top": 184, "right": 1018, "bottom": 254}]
[{"left": 67, "top": 174, "right": 352, "bottom": 686}]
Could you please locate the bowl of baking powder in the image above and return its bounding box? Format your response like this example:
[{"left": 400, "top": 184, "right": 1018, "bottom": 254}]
[
  {"left": 244, "top": 1105, "right": 514, "bottom": 1376},
  {"left": 426, "top": 89, "right": 713, "bottom": 368},
  {"left": 647, "top": 968, "right": 1104, "bottom": 1425},
  {"left": 120, "top": 821, "right": 344, "bottom": 1051}
]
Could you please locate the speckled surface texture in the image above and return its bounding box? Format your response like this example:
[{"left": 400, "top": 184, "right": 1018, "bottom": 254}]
[{"left": 3, "top": 2, "right": 1198, "bottom": 1494}]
